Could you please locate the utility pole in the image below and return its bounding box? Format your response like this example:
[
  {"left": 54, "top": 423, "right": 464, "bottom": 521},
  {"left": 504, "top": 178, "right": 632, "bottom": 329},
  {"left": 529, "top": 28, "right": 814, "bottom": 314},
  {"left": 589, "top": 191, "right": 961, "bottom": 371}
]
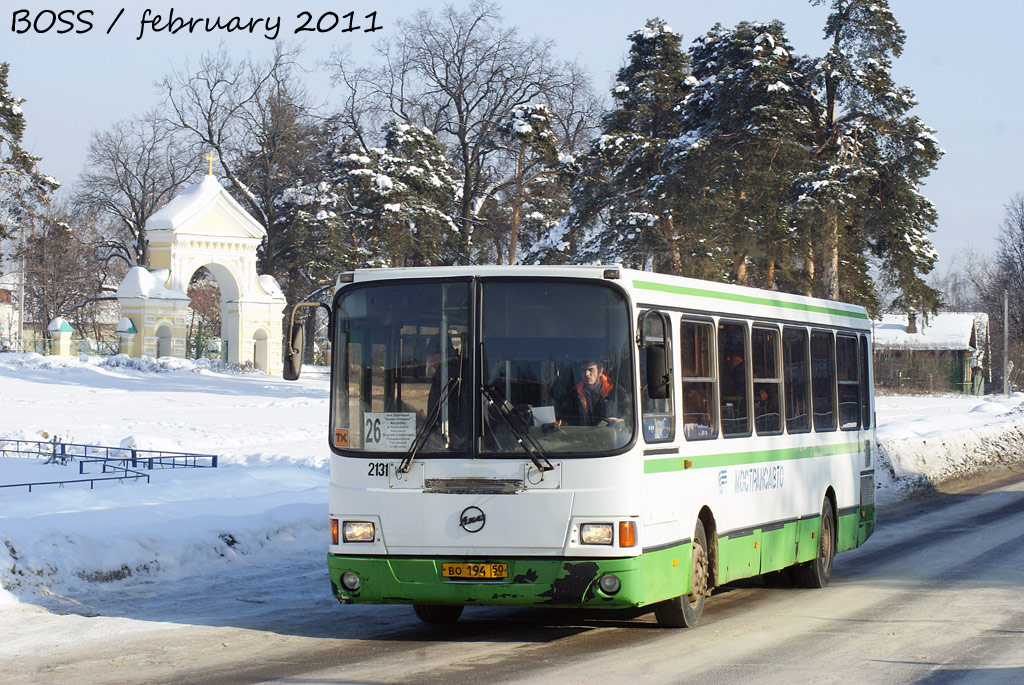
[
  {"left": 1004, "top": 289, "right": 1010, "bottom": 395},
  {"left": 17, "top": 221, "right": 25, "bottom": 353}
]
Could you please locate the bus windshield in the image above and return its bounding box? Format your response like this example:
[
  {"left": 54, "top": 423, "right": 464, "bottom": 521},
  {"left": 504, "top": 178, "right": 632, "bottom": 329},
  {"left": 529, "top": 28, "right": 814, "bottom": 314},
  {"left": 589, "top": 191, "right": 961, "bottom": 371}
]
[
  {"left": 480, "top": 281, "right": 634, "bottom": 454},
  {"left": 331, "top": 279, "right": 634, "bottom": 457}
]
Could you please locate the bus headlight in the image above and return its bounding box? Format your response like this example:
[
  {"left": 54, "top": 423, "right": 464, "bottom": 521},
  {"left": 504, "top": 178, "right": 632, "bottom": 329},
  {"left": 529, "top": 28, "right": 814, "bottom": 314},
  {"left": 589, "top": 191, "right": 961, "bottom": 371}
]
[
  {"left": 343, "top": 521, "right": 375, "bottom": 542},
  {"left": 580, "top": 523, "right": 614, "bottom": 545}
]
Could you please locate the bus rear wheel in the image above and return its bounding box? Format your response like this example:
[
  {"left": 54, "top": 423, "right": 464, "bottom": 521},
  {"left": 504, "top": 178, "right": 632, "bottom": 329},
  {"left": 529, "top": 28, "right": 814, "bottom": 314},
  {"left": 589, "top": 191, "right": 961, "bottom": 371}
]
[
  {"left": 413, "top": 603, "right": 464, "bottom": 624},
  {"left": 654, "top": 519, "right": 709, "bottom": 628},
  {"left": 795, "top": 497, "right": 835, "bottom": 588}
]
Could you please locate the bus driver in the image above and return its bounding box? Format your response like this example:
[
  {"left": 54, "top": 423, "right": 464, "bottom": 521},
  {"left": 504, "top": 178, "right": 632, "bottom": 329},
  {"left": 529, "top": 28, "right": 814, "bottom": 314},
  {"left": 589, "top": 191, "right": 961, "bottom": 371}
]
[{"left": 566, "top": 359, "right": 631, "bottom": 431}]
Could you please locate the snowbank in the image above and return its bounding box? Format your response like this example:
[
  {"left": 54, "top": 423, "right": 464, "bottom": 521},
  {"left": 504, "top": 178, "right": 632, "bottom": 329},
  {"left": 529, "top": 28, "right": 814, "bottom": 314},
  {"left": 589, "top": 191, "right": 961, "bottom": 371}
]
[
  {"left": 0, "top": 466, "right": 326, "bottom": 600},
  {"left": 876, "top": 415, "right": 1024, "bottom": 499},
  {"left": 872, "top": 392, "right": 1024, "bottom": 501},
  {"left": 1, "top": 351, "right": 262, "bottom": 375}
]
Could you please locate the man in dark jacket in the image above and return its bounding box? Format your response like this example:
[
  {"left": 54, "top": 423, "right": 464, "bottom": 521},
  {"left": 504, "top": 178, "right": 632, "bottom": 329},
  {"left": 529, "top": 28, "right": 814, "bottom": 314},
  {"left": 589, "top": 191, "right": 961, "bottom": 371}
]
[{"left": 569, "top": 359, "right": 630, "bottom": 430}]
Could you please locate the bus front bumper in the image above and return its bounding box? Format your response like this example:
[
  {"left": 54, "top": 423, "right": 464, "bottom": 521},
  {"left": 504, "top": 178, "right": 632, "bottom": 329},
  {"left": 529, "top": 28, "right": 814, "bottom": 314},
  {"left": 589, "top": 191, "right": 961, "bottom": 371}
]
[{"left": 327, "top": 549, "right": 689, "bottom": 609}]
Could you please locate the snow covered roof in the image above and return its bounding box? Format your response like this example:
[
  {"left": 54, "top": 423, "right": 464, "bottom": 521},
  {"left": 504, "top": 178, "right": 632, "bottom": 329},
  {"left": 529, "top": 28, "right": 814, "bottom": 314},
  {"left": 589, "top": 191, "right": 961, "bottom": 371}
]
[
  {"left": 257, "top": 274, "right": 283, "bottom": 296},
  {"left": 116, "top": 317, "right": 137, "bottom": 334},
  {"left": 873, "top": 312, "right": 989, "bottom": 351},
  {"left": 115, "top": 267, "right": 189, "bottom": 300},
  {"left": 146, "top": 175, "right": 265, "bottom": 239},
  {"left": 147, "top": 176, "right": 224, "bottom": 230},
  {"left": 47, "top": 317, "right": 73, "bottom": 332}
]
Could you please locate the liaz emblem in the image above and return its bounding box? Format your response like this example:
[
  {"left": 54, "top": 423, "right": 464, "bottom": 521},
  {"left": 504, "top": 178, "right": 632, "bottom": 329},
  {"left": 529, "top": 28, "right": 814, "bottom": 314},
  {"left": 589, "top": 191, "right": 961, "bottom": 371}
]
[{"left": 459, "top": 506, "right": 486, "bottom": 533}]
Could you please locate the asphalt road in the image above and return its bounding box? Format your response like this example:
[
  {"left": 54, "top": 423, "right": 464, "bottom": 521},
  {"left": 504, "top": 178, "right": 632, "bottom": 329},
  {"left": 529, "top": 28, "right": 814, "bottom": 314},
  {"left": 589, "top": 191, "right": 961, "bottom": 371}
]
[{"left": 5, "top": 469, "right": 1024, "bottom": 684}]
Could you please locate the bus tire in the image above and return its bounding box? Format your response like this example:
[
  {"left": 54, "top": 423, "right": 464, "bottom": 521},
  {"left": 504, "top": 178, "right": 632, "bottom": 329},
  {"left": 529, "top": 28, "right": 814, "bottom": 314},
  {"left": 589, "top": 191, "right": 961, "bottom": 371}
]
[
  {"left": 796, "top": 497, "right": 835, "bottom": 589},
  {"left": 413, "top": 603, "right": 464, "bottom": 624},
  {"left": 654, "top": 519, "right": 709, "bottom": 628}
]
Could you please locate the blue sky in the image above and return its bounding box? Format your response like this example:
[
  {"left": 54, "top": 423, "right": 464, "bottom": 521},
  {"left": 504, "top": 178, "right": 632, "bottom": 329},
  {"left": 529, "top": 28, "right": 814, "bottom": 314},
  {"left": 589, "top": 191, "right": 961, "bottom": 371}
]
[{"left": 4, "top": 1, "right": 1023, "bottom": 271}]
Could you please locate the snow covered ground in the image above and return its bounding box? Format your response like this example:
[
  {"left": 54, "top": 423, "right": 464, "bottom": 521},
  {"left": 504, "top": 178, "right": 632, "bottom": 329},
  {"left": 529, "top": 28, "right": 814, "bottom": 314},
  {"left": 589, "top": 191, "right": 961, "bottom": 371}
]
[
  {"left": 2, "top": 351, "right": 1024, "bottom": 612},
  {"left": 0, "top": 353, "right": 331, "bottom": 611}
]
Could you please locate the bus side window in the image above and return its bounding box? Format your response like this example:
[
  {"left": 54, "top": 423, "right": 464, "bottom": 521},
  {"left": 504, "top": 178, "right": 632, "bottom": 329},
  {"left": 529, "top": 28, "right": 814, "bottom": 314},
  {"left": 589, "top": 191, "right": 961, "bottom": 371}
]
[
  {"left": 837, "top": 334, "right": 860, "bottom": 430},
  {"left": 811, "top": 330, "right": 837, "bottom": 432},
  {"left": 860, "top": 335, "right": 872, "bottom": 429},
  {"left": 718, "top": 321, "right": 750, "bottom": 437},
  {"left": 783, "top": 327, "right": 810, "bottom": 434},
  {"left": 681, "top": 320, "right": 717, "bottom": 440},
  {"left": 752, "top": 327, "right": 782, "bottom": 435},
  {"left": 640, "top": 311, "right": 675, "bottom": 442}
]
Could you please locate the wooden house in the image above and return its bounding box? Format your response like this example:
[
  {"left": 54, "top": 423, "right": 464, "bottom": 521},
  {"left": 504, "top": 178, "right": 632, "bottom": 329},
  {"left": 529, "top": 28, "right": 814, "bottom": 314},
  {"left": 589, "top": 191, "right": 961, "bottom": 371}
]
[{"left": 873, "top": 312, "right": 990, "bottom": 395}]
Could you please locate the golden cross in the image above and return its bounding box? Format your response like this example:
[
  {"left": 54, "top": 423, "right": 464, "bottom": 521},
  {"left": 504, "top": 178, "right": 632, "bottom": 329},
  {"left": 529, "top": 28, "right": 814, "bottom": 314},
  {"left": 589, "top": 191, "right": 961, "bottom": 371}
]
[{"left": 205, "top": 150, "right": 217, "bottom": 175}]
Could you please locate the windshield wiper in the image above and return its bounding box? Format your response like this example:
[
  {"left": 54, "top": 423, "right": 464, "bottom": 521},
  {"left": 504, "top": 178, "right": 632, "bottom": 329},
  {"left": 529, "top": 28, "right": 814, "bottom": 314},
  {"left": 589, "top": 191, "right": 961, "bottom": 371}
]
[
  {"left": 481, "top": 385, "right": 554, "bottom": 473},
  {"left": 397, "top": 376, "right": 461, "bottom": 474}
]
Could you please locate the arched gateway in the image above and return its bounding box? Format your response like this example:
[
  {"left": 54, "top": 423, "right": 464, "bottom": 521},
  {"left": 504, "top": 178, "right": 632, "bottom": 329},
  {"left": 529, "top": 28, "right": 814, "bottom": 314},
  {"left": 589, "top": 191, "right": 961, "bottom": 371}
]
[{"left": 115, "top": 171, "right": 286, "bottom": 375}]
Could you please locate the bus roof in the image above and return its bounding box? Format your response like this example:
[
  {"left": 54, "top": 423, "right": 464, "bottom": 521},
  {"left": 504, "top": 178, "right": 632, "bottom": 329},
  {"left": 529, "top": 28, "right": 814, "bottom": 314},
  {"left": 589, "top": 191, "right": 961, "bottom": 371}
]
[{"left": 339, "top": 265, "right": 871, "bottom": 330}]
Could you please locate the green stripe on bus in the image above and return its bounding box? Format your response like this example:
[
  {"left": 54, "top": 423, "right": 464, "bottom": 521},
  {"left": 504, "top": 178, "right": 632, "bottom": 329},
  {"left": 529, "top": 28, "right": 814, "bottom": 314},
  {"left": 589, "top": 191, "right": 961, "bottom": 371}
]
[
  {"left": 632, "top": 280, "right": 870, "bottom": 320},
  {"left": 644, "top": 441, "right": 862, "bottom": 474}
]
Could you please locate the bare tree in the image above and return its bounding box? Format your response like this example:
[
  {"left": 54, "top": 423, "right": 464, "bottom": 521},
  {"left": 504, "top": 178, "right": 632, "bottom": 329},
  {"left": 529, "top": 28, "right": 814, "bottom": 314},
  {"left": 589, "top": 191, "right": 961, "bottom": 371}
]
[
  {"left": 75, "top": 110, "right": 198, "bottom": 268},
  {"left": 332, "top": 0, "right": 583, "bottom": 263},
  {"left": 543, "top": 60, "right": 603, "bottom": 156},
  {"left": 994, "top": 195, "right": 1024, "bottom": 308},
  {"left": 160, "top": 42, "right": 322, "bottom": 277},
  {"left": 326, "top": 47, "right": 378, "bottom": 153},
  {"left": 956, "top": 193, "right": 1024, "bottom": 391},
  {"left": 929, "top": 246, "right": 990, "bottom": 313},
  {"left": 984, "top": 195, "right": 1024, "bottom": 389},
  {"left": 19, "top": 201, "right": 105, "bottom": 340}
]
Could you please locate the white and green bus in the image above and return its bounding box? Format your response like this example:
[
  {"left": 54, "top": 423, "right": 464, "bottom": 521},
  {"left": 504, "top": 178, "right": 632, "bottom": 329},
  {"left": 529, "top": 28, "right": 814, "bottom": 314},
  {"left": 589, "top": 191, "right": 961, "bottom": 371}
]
[{"left": 285, "top": 265, "right": 876, "bottom": 627}]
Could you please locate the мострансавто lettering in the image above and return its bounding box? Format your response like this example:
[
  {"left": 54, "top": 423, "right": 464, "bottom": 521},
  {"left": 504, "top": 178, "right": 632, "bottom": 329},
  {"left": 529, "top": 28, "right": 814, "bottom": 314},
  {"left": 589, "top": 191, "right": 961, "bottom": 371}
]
[{"left": 734, "top": 465, "right": 785, "bottom": 494}]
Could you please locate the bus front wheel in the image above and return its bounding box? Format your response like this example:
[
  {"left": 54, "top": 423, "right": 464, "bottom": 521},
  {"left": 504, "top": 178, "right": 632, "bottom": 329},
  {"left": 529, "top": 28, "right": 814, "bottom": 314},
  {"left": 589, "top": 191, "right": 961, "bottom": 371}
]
[
  {"left": 413, "top": 603, "right": 464, "bottom": 624},
  {"left": 796, "top": 497, "right": 835, "bottom": 588},
  {"left": 654, "top": 519, "right": 709, "bottom": 628}
]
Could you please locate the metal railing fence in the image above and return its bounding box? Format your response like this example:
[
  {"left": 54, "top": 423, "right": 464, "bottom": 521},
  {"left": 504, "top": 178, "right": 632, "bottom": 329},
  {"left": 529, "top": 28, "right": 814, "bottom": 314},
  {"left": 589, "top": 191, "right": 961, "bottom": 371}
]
[{"left": 0, "top": 438, "right": 217, "bottom": 492}]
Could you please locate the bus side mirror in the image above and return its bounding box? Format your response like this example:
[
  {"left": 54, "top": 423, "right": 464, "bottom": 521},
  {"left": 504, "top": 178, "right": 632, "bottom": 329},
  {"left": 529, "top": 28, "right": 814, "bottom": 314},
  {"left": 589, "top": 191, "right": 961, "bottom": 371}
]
[
  {"left": 646, "top": 344, "right": 670, "bottom": 400},
  {"left": 283, "top": 323, "right": 304, "bottom": 381},
  {"left": 283, "top": 300, "right": 331, "bottom": 381}
]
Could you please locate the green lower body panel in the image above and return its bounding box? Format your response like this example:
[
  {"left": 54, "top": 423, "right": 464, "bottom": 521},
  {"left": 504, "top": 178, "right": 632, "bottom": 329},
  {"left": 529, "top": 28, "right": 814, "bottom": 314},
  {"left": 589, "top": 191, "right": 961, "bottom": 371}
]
[
  {"left": 761, "top": 524, "right": 799, "bottom": 570},
  {"left": 328, "top": 544, "right": 693, "bottom": 609},
  {"left": 718, "top": 531, "right": 761, "bottom": 583},
  {"left": 714, "top": 505, "right": 876, "bottom": 585}
]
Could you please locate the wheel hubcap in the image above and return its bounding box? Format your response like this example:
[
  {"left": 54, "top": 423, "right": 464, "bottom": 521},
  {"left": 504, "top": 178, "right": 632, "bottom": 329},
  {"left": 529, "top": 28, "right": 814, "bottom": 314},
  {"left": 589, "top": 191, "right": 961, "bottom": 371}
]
[{"left": 690, "top": 540, "right": 708, "bottom": 604}]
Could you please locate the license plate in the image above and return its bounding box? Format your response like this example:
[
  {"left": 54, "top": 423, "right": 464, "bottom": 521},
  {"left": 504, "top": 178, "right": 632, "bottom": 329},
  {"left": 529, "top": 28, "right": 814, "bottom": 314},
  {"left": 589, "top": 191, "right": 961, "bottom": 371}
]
[{"left": 441, "top": 562, "right": 508, "bottom": 580}]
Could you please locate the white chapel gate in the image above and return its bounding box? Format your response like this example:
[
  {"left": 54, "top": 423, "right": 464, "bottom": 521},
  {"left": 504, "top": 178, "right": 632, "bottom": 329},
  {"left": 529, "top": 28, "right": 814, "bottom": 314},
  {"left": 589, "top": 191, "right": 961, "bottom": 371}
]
[{"left": 115, "top": 172, "right": 286, "bottom": 375}]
